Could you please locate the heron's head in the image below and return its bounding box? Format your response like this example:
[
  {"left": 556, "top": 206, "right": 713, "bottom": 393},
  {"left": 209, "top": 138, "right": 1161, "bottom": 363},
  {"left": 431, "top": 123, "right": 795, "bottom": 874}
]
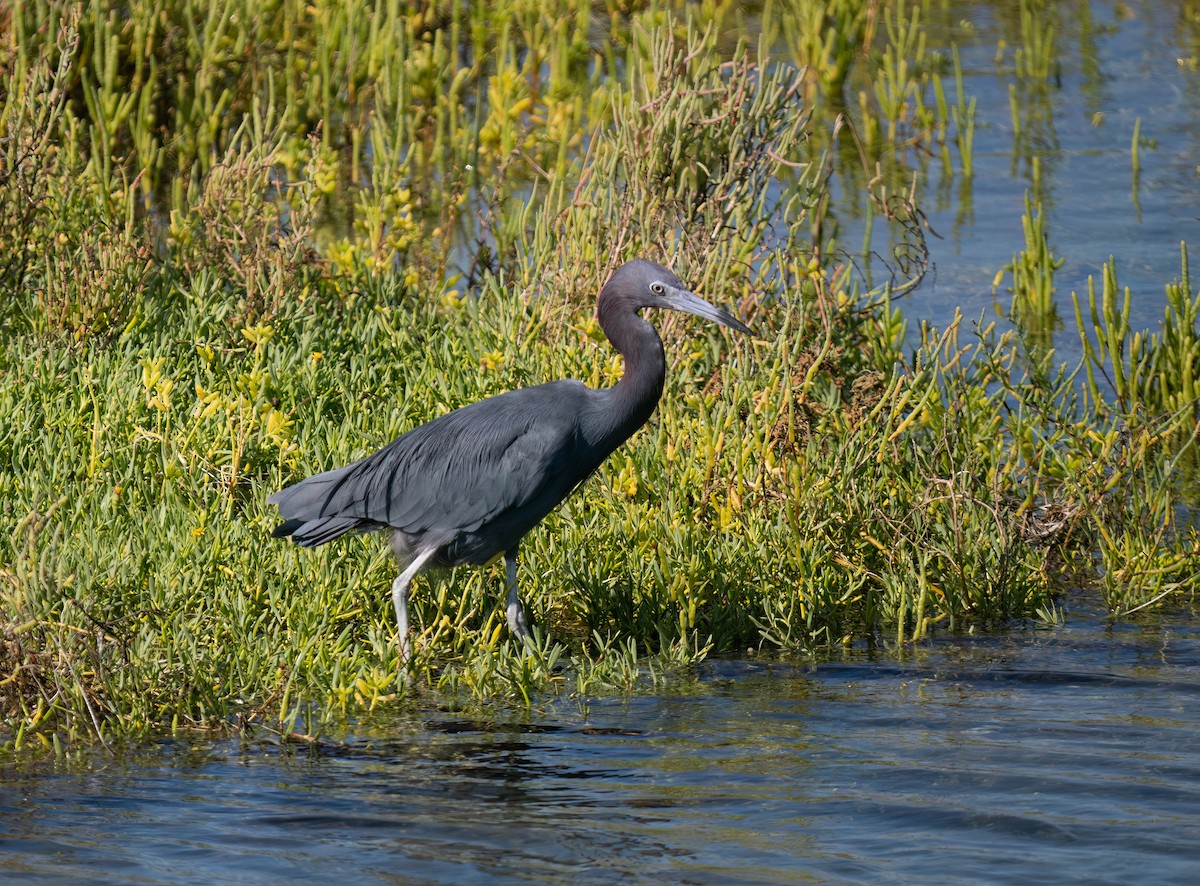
[{"left": 602, "top": 259, "right": 752, "bottom": 335}]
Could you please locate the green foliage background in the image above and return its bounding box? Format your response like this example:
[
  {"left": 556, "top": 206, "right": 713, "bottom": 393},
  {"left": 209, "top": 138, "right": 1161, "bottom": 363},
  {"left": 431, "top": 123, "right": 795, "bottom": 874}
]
[{"left": 1, "top": 0, "right": 1197, "bottom": 751}]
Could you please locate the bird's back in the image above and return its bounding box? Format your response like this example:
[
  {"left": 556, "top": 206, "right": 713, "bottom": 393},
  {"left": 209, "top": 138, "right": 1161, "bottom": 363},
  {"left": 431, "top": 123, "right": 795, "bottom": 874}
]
[{"left": 270, "top": 380, "right": 614, "bottom": 563}]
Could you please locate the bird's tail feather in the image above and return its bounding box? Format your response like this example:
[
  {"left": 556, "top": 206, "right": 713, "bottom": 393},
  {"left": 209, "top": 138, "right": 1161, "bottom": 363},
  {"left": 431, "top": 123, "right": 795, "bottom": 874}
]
[
  {"left": 269, "top": 462, "right": 375, "bottom": 547},
  {"left": 273, "top": 515, "right": 368, "bottom": 547}
]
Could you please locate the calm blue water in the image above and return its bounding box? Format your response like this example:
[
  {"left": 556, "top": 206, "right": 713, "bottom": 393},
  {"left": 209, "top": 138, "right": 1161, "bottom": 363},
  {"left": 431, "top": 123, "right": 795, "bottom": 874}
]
[
  {"left": 4, "top": 610, "right": 1200, "bottom": 884},
  {"left": 834, "top": 0, "right": 1200, "bottom": 360}
]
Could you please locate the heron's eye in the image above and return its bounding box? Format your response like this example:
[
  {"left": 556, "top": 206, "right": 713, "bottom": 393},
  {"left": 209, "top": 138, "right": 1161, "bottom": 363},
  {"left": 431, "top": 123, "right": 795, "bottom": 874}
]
[{"left": 650, "top": 282, "right": 665, "bottom": 294}]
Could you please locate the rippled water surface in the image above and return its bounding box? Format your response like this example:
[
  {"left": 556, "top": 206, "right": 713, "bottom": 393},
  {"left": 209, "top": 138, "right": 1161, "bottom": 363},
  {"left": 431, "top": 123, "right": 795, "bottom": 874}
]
[{"left": 4, "top": 613, "right": 1200, "bottom": 884}]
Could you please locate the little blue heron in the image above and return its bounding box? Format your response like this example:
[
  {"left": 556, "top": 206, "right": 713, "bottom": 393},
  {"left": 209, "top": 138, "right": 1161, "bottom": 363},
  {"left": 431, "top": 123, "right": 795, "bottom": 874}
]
[{"left": 269, "top": 259, "right": 751, "bottom": 663}]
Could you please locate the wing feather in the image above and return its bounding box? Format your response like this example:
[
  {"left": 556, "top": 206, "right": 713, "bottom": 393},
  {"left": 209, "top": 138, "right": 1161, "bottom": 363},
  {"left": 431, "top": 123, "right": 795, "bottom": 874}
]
[{"left": 270, "top": 381, "right": 592, "bottom": 549}]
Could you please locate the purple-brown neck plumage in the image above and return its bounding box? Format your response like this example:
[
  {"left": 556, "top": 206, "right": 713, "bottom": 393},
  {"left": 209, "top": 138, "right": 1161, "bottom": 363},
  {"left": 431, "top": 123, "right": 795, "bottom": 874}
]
[{"left": 590, "top": 282, "right": 667, "bottom": 447}]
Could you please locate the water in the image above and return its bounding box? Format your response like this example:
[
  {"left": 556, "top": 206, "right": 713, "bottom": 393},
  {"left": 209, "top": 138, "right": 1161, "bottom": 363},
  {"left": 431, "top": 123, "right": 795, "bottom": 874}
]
[
  {"left": 833, "top": 0, "right": 1200, "bottom": 359},
  {"left": 5, "top": 609, "right": 1200, "bottom": 884}
]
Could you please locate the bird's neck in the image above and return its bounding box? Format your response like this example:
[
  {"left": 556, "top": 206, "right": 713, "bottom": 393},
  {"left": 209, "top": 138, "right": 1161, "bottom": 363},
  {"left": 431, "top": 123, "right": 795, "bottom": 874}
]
[{"left": 595, "top": 301, "right": 666, "bottom": 442}]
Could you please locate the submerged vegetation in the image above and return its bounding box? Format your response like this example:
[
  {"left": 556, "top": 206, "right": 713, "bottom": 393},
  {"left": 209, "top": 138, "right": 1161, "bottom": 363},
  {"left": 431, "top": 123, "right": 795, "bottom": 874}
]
[{"left": 1, "top": 0, "right": 1198, "bottom": 751}]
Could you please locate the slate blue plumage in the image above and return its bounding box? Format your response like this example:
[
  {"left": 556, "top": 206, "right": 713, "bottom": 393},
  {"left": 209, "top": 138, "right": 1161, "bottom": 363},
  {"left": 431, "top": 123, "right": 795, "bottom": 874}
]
[{"left": 270, "top": 259, "right": 751, "bottom": 662}]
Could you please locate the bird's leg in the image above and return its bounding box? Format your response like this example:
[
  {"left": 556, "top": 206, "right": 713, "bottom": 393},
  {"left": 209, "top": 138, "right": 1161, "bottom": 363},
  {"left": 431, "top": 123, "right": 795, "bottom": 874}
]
[
  {"left": 392, "top": 547, "right": 439, "bottom": 668},
  {"left": 391, "top": 572, "right": 412, "bottom": 665},
  {"left": 504, "top": 549, "right": 533, "bottom": 642}
]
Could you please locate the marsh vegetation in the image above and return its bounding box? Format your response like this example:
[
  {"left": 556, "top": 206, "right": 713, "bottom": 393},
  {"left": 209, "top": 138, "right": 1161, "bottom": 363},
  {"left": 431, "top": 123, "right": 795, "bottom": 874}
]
[{"left": 1, "top": 0, "right": 1197, "bottom": 752}]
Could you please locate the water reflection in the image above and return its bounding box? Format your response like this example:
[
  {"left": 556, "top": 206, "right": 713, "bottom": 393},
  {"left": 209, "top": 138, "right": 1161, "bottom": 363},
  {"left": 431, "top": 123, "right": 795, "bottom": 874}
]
[{"left": 832, "top": 0, "right": 1200, "bottom": 358}]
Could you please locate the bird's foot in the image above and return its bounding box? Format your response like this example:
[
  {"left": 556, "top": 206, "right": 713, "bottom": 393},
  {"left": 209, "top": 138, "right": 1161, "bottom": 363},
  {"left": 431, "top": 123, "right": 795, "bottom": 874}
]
[
  {"left": 397, "top": 636, "right": 416, "bottom": 689},
  {"left": 506, "top": 599, "right": 534, "bottom": 644}
]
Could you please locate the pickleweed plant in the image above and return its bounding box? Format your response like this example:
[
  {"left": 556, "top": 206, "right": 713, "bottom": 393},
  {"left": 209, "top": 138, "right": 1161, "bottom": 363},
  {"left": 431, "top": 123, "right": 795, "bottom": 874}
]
[{"left": 2, "top": 4, "right": 1198, "bottom": 754}]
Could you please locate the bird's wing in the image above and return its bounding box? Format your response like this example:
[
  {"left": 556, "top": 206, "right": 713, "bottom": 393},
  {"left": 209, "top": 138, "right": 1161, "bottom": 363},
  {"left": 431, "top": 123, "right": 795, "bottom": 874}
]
[{"left": 272, "top": 381, "right": 591, "bottom": 542}]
